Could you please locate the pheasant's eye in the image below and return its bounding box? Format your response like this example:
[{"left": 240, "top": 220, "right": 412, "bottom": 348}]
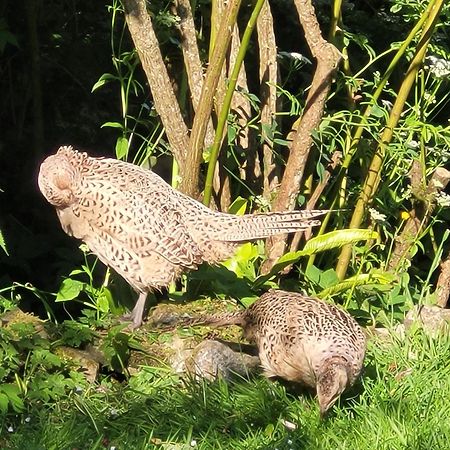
[{"left": 54, "top": 172, "right": 71, "bottom": 190}]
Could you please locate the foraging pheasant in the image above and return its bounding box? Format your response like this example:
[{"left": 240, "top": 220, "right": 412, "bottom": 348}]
[
  {"left": 173, "top": 290, "right": 366, "bottom": 415},
  {"left": 38, "top": 146, "right": 326, "bottom": 328}
]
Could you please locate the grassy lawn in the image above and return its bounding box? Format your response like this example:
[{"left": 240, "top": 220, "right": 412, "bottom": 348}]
[{"left": 1, "top": 328, "right": 450, "bottom": 450}]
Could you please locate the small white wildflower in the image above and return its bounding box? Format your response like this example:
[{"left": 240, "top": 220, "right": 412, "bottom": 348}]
[
  {"left": 110, "top": 408, "right": 118, "bottom": 418},
  {"left": 436, "top": 192, "right": 450, "bottom": 207},
  {"left": 432, "top": 179, "right": 444, "bottom": 190},
  {"left": 425, "top": 56, "right": 450, "bottom": 79},
  {"left": 406, "top": 140, "right": 420, "bottom": 149},
  {"left": 280, "top": 419, "right": 297, "bottom": 431},
  {"left": 74, "top": 386, "right": 83, "bottom": 394},
  {"left": 287, "top": 439, "right": 293, "bottom": 444},
  {"left": 423, "top": 92, "right": 436, "bottom": 104},
  {"left": 381, "top": 99, "right": 393, "bottom": 110},
  {"left": 24, "top": 416, "right": 31, "bottom": 423},
  {"left": 368, "top": 208, "right": 387, "bottom": 223},
  {"left": 7, "top": 426, "right": 14, "bottom": 433},
  {"left": 79, "top": 243, "right": 90, "bottom": 253},
  {"left": 190, "top": 440, "right": 197, "bottom": 447},
  {"left": 277, "top": 51, "right": 312, "bottom": 65},
  {"left": 110, "top": 447, "right": 117, "bottom": 450}
]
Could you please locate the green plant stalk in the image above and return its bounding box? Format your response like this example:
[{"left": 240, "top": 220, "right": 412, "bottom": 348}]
[
  {"left": 311, "top": 1, "right": 435, "bottom": 269},
  {"left": 172, "top": 158, "right": 180, "bottom": 189},
  {"left": 340, "top": 0, "right": 437, "bottom": 173},
  {"left": 203, "top": 0, "right": 266, "bottom": 206},
  {"left": 209, "top": 0, "right": 218, "bottom": 60},
  {"left": 328, "top": 0, "right": 342, "bottom": 41},
  {"left": 328, "top": 0, "right": 354, "bottom": 106},
  {"left": 336, "top": 0, "right": 444, "bottom": 280}
]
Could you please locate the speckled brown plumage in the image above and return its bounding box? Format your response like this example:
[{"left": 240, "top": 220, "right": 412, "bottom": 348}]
[
  {"left": 38, "top": 146, "right": 326, "bottom": 328},
  {"left": 178, "top": 289, "right": 366, "bottom": 415}
]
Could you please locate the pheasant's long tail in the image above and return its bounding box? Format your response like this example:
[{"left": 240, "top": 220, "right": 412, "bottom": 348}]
[{"left": 210, "top": 209, "right": 328, "bottom": 241}]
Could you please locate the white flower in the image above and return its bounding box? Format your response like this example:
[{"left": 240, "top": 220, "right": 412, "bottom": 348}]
[
  {"left": 7, "top": 426, "right": 14, "bottom": 433},
  {"left": 25, "top": 416, "right": 31, "bottom": 423},
  {"left": 423, "top": 92, "right": 436, "bottom": 104},
  {"left": 381, "top": 99, "right": 393, "bottom": 110},
  {"left": 280, "top": 418, "right": 297, "bottom": 430},
  {"left": 190, "top": 440, "right": 197, "bottom": 447},
  {"left": 406, "top": 140, "right": 420, "bottom": 149},
  {"left": 277, "top": 51, "right": 312, "bottom": 65},
  {"left": 369, "top": 208, "right": 387, "bottom": 223},
  {"left": 424, "top": 56, "right": 450, "bottom": 79},
  {"left": 436, "top": 192, "right": 450, "bottom": 207}
]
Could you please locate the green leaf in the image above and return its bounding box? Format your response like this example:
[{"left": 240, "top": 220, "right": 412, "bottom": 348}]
[
  {"left": 228, "top": 197, "right": 248, "bottom": 215},
  {"left": 115, "top": 136, "right": 129, "bottom": 159},
  {"left": 0, "top": 393, "right": 8, "bottom": 413},
  {"left": 239, "top": 296, "right": 258, "bottom": 307},
  {"left": 319, "top": 268, "right": 340, "bottom": 289},
  {"left": 305, "top": 264, "right": 321, "bottom": 284},
  {"left": 0, "top": 228, "right": 8, "bottom": 255},
  {"left": 370, "top": 104, "right": 386, "bottom": 118},
  {"left": 97, "top": 293, "right": 110, "bottom": 313},
  {"left": 56, "top": 279, "right": 85, "bottom": 302},
  {"left": 255, "top": 229, "right": 378, "bottom": 286},
  {"left": 0, "top": 384, "right": 24, "bottom": 412},
  {"left": 299, "top": 229, "right": 379, "bottom": 256},
  {"left": 101, "top": 121, "right": 124, "bottom": 129},
  {"left": 318, "top": 271, "right": 395, "bottom": 297},
  {"left": 91, "top": 73, "right": 117, "bottom": 92}
]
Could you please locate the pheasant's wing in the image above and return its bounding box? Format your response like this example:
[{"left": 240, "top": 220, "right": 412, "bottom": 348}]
[{"left": 74, "top": 179, "right": 203, "bottom": 269}]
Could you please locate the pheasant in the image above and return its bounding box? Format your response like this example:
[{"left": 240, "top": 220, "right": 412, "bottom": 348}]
[
  {"left": 38, "top": 146, "right": 326, "bottom": 328},
  {"left": 171, "top": 290, "right": 366, "bottom": 416}
]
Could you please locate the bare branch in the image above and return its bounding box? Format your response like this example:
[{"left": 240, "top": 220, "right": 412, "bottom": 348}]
[
  {"left": 388, "top": 164, "right": 450, "bottom": 271},
  {"left": 436, "top": 251, "right": 450, "bottom": 308},
  {"left": 257, "top": 1, "right": 279, "bottom": 200},
  {"left": 263, "top": 0, "right": 341, "bottom": 272},
  {"left": 123, "top": 0, "right": 189, "bottom": 166},
  {"left": 175, "top": 0, "right": 215, "bottom": 149},
  {"left": 181, "top": 0, "right": 242, "bottom": 197}
]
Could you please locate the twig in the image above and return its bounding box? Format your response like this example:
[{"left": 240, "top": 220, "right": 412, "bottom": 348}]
[
  {"left": 388, "top": 164, "right": 450, "bottom": 271},
  {"left": 123, "top": 0, "right": 189, "bottom": 167},
  {"left": 262, "top": 0, "right": 341, "bottom": 273}
]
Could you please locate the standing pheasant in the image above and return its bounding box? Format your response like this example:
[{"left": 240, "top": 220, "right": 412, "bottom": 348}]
[
  {"left": 38, "top": 146, "right": 326, "bottom": 328},
  {"left": 172, "top": 290, "right": 366, "bottom": 416}
]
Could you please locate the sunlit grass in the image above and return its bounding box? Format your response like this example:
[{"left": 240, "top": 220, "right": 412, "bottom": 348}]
[{"left": 2, "top": 329, "right": 450, "bottom": 449}]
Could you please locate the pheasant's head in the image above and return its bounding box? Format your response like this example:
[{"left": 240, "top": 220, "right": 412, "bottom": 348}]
[
  {"left": 38, "top": 146, "right": 80, "bottom": 208},
  {"left": 316, "top": 357, "right": 351, "bottom": 417}
]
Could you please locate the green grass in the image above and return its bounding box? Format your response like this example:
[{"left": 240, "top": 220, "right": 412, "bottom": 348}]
[{"left": 2, "top": 329, "right": 450, "bottom": 450}]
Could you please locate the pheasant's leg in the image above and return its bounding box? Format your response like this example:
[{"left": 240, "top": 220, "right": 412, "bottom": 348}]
[{"left": 121, "top": 292, "right": 148, "bottom": 329}]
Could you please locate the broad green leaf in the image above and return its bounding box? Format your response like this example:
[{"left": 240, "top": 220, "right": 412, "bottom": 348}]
[
  {"left": 305, "top": 264, "right": 321, "bottom": 284},
  {"left": 0, "top": 393, "right": 8, "bottom": 413},
  {"left": 228, "top": 197, "right": 248, "bottom": 215},
  {"left": 319, "top": 268, "right": 340, "bottom": 289},
  {"left": 370, "top": 104, "right": 386, "bottom": 118},
  {"left": 319, "top": 271, "right": 395, "bottom": 297},
  {"left": 239, "top": 296, "right": 258, "bottom": 307},
  {"left": 0, "top": 228, "right": 8, "bottom": 255},
  {"left": 299, "top": 229, "right": 379, "bottom": 256},
  {"left": 97, "top": 294, "right": 110, "bottom": 313},
  {"left": 91, "top": 73, "right": 117, "bottom": 92},
  {"left": 115, "top": 136, "right": 129, "bottom": 159},
  {"left": 101, "top": 121, "right": 124, "bottom": 129},
  {"left": 0, "top": 384, "right": 24, "bottom": 412},
  {"left": 56, "top": 279, "right": 85, "bottom": 302}
]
